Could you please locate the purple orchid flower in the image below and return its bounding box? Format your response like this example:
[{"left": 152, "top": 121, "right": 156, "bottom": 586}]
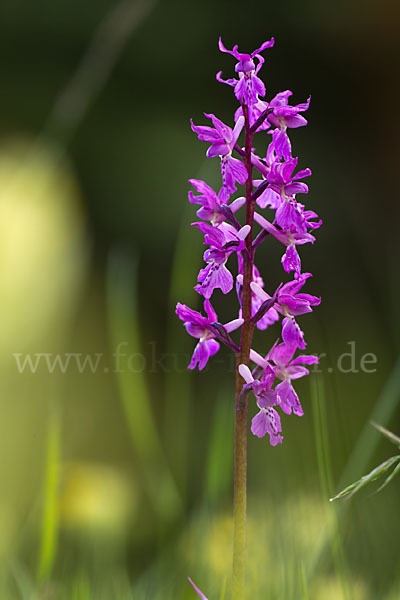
[
  {"left": 269, "top": 342, "right": 318, "bottom": 416},
  {"left": 249, "top": 342, "right": 318, "bottom": 416},
  {"left": 254, "top": 157, "right": 312, "bottom": 235},
  {"left": 267, "top": 90, "right": 310, "bottom": 160},
  {"left": 217, "top": 37, "right": 274, "bottom": 106},
  {"left": 190, "top": 113, "right": 247, "bottom": 200},
  {"left": 188, "top": 179, "right": 245, "bottom": 225},
  {"left": 238, "top": 363, "right": 283, "bottom": 446},
  {"left": 176, "top": 300, "right": 243, "bottom": 370},
  {"left": 251, "top": 273, "right": 320, "bottom": 349},
  {"left": 261, "top": 157, "right": 311, "bottom": 207},
  {"left": 253, "top": 210, "right": 317, "bottom": 275},
  {"left": 194, "top": 222, "right": 250, "bottom": 299}
]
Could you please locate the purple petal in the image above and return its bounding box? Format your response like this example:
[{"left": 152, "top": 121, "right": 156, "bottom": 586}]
[
  {"left": 270, "top": 90, "right": 293, "bottom": 107},
  {"left": 253, "top": 74, "right": 266, "bottom": 98},
  {"left": 229, "top": 196, "right": 246, "bottom": 213},
  {"left": 231, "top": 115, "right": 245, "bottom": 146},
  {"left": 279, "top": 273, "right": 311, "bottom": 296},
  {"left": 291, "top": 354, "right": 319, "bottom": 366},
  {"left": 285, "top": 182, "right": 309, "bottom": 195},
  {"left": 293, "top": 168, "right": 312, "bottom": 181},
  {"left": 195, "top": 222, "right": 225, "bottom": 249},
  {"left": 286, "top": 365, "right": 310, "bottom": 379},
  {"left": 276, "top": 380, "right": 304, "bottom": 416},
  {"left": 254, "top": 211, "right": 287, "bottom": 244},
  {"left": 176, "top": 303, "right": 205, "bottom": 327},
  {"left": 249, "top": 349, "right": 268, "bottom": 369},
  {"left": 257, "top": 389, "right": 278, "bottom": 409},
  {"left": 279, "top": 294, "right": 313, "bottom": 316},
  {"left": 284, "top": 114, "right": 308, "bottom": 128},
  {"left": 190, "top": 120, "right": 222, "bottom": 143},
  {"left": 263, "top": 407, "right": 283, "bottom": 446},
  {"left": 203, "top": 299, "right": 218, "bottom": 322},
  {"left": 252, "top": 38, "right": 275, "bottom": 56},
  {"left": 225, "top": 317, "right": 244, "bottom": 332},
  {"left": 189, "top": 178, "right": 217, "bottom": 197},
  {"left": 221, "top": 155, "right": 248, "bottom": 195},
  {"left": 282, "top": 245, "right": 301, "bottom": 274},
  {"left": 218, "top": 37, "right": 241, "bottom": 60},
  {"left": 282, "top": 316, "right": 306, "bottom": 350},
  {"left": 189, "top": 339, "right": 220, "bottom": 370},
  {"left": 273, "top": 129, "right": 292, "bottom": 161},
  {"left": 204, "top": 113, "right": 233, "bottom": 142},
  {"left": 296, "top": 292, "right": 321, "bottom": 307},
  {"left": 234, "top": 76, "right": 247, "bottom": 102},
  {"left": 216, "top": 70, "right": 236, "bottom": 87},
  {"left": 185, "top": 322, "right": 208, "bottom": 338},
  {"left": 257, "top": 186, "right": 281, "bottom": 210},
  {"left": 269, "top": 342, "right": 296, "bottom": 367},
  {"left": 256, "top": 305, "right": 280, "bottom": 330},
  {"left": 251, "top": 410, "right": 268, "bottom": 438},
  {"left": 239, "top": 363, "right": 254, "bottom": 384},
  {"left": 195, "top": 263, "right": 233, "bottom": 298}
]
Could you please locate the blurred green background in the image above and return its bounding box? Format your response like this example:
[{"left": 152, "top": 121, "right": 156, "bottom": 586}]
[{"left": 0, "top": 0, "right": 399, "bottom": 598}]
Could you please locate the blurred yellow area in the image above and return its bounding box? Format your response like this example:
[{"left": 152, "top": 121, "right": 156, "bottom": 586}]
[
  {"left": 181, "top": 494, "right": 353, "bottom": 597},
  {"left": 0, "top": 137, "right": 90, "bottom": 563},
  {"left": 0, "top": 137, "right": 89, "bottom": 360},
  {"left": 60, "top": 461, "right": 136, "bottom": 540}
]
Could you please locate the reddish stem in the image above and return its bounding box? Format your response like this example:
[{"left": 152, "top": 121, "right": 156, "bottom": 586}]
[{"left": 232, "top": 102, "right": 256, "bottom": 600}]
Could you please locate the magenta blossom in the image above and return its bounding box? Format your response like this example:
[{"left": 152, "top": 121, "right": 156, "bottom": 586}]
[
  {"left": 217, "top": 37, "right": 274, "bottom": 106},
  {"left": 253, "top": 211, "right": 317, "bottom": 275},
  {"left": 190, "top": 113, "right": 247, "bottom": 200},
  {"left": 269, "top": 342, "right": 318, "bottom": 415},
  {"left": 263, "top": 158, "right": 311, "bottom": 206},
  {"left": 194, "top": 222, "right": 250, "bottom": 299},
  {"left": 239, "top": 363, "right": 283, "bottom": 446},
  {"left": 251, "top": 273, "right": 320, "bottom": 349},
  {"left": 188, "top": 179, "right": 245, "bottom": 225},
  {"left": 176, "top": 300, "right": 242, "bottom": 370},
  {"left": 267, "top": 91, "right": 310, "bottom": 160}
]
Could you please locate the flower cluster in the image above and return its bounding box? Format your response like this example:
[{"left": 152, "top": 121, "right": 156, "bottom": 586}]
[{"left": 176, "top": 37, "right": 321, "bottom": 447}]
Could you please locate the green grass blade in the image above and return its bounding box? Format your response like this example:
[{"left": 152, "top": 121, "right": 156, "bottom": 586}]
[
  {"left": 374, "top": 459, "right": 400, "bottom": 494},
  {"left": 339, "top": 356, "right": 400, "bottom": 488},
  {"left": 204, "top": 392, "right": 233, "bottom": 505},
  {"left": 330, "top": 455, "right": 400, "bottom": 501},
  {"left": 299, "top": 561, "right": 310, "bottom": 600},
  {"left": 219, "top": 576, "right": 227, "bottom": 600},
  {"left": 307, "top": 355, "right": 400, "bottom": 582},
  {"left": 106, "top": 246, "right": 182, "bottom": 523},
  {"left": 370, "top": 421, "right": 400, "bottom": 449},
  {"left": 37, "top": 404, "right": 61, "bottom": 583}
]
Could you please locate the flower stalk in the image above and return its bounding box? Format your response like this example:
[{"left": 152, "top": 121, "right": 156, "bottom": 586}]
[{"left": 232, "top": 102, "right": 255, "bottom": 600}]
